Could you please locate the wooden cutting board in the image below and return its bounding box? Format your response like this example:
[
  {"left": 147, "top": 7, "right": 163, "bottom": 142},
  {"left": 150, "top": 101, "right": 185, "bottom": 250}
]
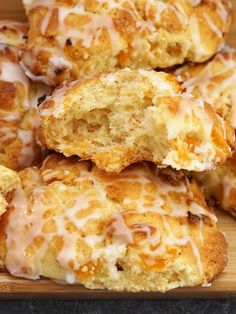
[{"left": 0, "top": 0, "right": 235, "bottom": 300}]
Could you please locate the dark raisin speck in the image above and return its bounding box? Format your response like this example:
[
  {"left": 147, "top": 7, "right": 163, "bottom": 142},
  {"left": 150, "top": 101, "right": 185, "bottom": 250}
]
[
  {"left": 66, "top": 38, "right": 72, "bottom": 46},
  {"left": 187, "top": 211, "right": 202, "bottom": 223},
  {"left": 115, "top": 263, "right": 124, "bottom": 271},
  {"left": 54, "top": 68, "right": 65, "bottom": 75},
  {"left": 87, "top": 161, "right": 93, "bottom": 172},
  {"left": 187, "top": 175, "right": 193, "bottom": 183},
  {"left": 37, "top": 94, "right": 47, "bottom": 107}
]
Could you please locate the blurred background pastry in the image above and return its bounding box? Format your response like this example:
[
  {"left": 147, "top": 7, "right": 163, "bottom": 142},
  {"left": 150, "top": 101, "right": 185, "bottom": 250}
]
[
  {"left": 21, "top": 0, "right": 232, "bottom": 85},
  {"left": 0, "top": 21, "right": 51, "bottom": 171},
  {"left": 0, "top": 20, "right": 28, "bottom": 48},
  {"left": 175, "top": 47, "right": 236, "bottom": 216}
]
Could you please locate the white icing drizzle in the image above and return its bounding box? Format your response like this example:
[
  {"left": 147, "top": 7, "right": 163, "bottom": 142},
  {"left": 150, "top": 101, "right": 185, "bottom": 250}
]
[
  {"left": 175, "top": 48, "right": 236, "bottom": 130},
  {"left": 2, "top": 112, "right": 21, "bottom": 122},
  {"left": 17, "top": 130, "right": 35, "bottom": 167},
  {"left": 190, "top": 0, "right": 202, "bottom": 6},
  {"left": 188, "top": 15, "right": 208, "bottom": 59},
  {"left": 146, "top": 91, "right": 222, "bottom": 171},
  {"left": 166, "top": 96, "right": 213, "bottom": 141},
  {"left": 0, "top": 44, "right": 50, "bottom": 169},
  {"left": 0, "top": 44, "right": 30, "bottom": 109},
  {"left": 216, "top": 0, "right": 231, "bottom": 23},
  {"left": 0, "top": 61, "right": 29, "bottom": 88},
  {"left": 5, "top": 158, "right": 215, "bottom": 282},
  {"left": 203, "top": 13, "right": 222, "bottom": 38},
  {"left": 21, "top": 0, "right": 230, "bottom": 84},
  {"left": 0, "top": 127, "right": 17, "bottom": 143}
]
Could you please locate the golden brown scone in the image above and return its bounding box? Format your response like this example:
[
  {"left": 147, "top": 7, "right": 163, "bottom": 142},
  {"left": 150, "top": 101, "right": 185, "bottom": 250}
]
[
  {"left": 21, "top": 0, "right": 232, "bottom": 85},
  {"left": 194, "top": 152, "right": 236, "bottom": 217},
  {"left": 0, "top": 43, "right": 51, "bottom": 171},
  {"left": 39, "top": 69, "right": 235, "bottom": 173},
  {"left": 0, "top": 154, "right": 227, "bottom": 292},
  {"left": 0, "top": 165, "right": 20, "bottom": 216},
  {"left": 175, "top": 47, "right": 236, "bottom": 129},
  {"left": 0, "top": 20, "right": 28, "bottom": 48},
  {"left": 175, "top": 47, "right": 236, "bottom": 215}
]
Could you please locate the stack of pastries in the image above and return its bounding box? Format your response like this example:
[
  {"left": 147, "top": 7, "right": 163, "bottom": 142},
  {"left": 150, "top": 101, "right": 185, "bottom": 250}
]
[{"left": 0, "top": 0, "right": 235, "bottom": 292}]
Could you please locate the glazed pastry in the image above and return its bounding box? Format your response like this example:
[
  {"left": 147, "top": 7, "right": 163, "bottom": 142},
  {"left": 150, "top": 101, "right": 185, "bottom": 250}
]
[
  {"left": 0, "top": 154, "right": 227, "bottom": 292},
  {"left": 175, "top": 47, "right": 236, "bottom": 215},
  {"left": 0, "top": 20, "right": 28, "bottom": 48},
  {"left": 39, "top": 69, "right": 235, "bottom": 173},
  {"left": 0, "top": 42, "right": 51, "bottom": 171},
  {"left": 194, "top": 153, "right": 236, "bottom": 217},
  {"left": 175, "top": 47, "right": 236, "bottom": 129},
  {"left": 0, "top": 165, "right": 20, "bottom": 215},
  {"left": 21, "top": 0, "right": 232, "bottom": 85}
]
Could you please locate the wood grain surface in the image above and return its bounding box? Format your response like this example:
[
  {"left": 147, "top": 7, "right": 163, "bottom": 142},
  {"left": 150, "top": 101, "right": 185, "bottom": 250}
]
[{"left": 0, "top": 0, "right": 235, "bottom": 300}]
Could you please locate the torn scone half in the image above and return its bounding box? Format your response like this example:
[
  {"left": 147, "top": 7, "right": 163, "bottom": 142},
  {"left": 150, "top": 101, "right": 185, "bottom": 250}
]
[
  {"left": 0, "top": 154, "right": 227, "bottom": 292},
  {"left": 39, "top": 69, "right": 235, "bottom": 173}
]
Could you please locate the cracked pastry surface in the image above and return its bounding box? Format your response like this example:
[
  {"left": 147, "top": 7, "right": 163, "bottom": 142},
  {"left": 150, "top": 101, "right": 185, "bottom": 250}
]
[
  {"left": 0, "top": 43, "right": 51, "bottom": 171},
  {"left": 0, "top": 154, "right": 227, "bottom": 292},
  {"left": 39, "top": 69, "right": 234, "bottom": 173},
  {"left": 21, "top": 0, "right": 232, "bottom": 85}
]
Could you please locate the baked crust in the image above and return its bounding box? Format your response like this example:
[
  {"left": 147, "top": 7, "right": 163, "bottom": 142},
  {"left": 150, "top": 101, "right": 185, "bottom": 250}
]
[
  {"left": 21, "top": 0, "right": 232, "bottom": 85},
  {"left": 194, "top": 152, "right": 236, "bottom": 217},
  {"left": 39, "top": 69, "right": 235, "bottom": 173},
  {"left": 0, "top": 154, "right": 227, "bottom": 292},
  {"left": 175, "top": 47, "right": 236, "bottom": 215}
]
